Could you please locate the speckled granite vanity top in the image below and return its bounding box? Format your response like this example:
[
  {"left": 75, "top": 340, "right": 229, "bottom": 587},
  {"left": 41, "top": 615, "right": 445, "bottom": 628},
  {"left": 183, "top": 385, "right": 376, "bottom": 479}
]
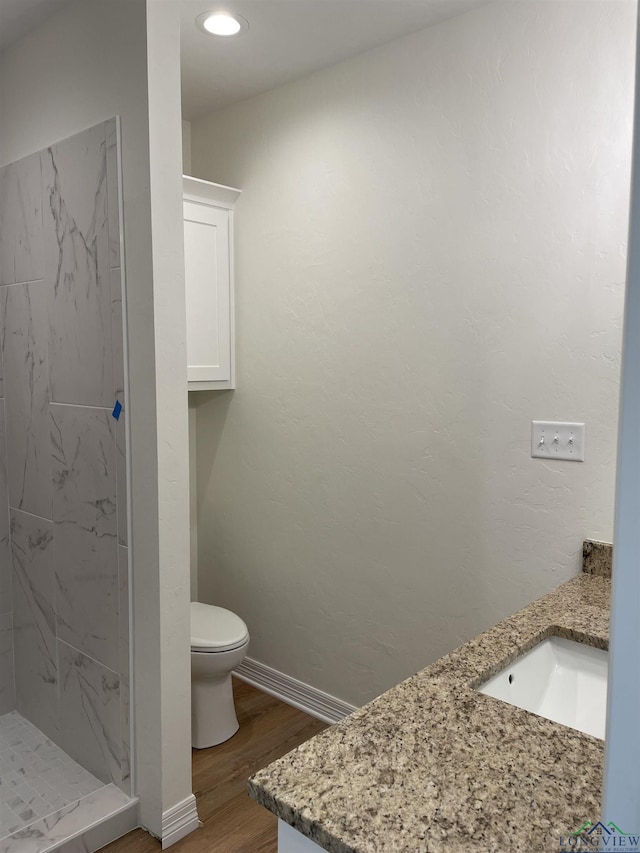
[{"left": 248, "top": 543, "right": 612, "bottom": 853}]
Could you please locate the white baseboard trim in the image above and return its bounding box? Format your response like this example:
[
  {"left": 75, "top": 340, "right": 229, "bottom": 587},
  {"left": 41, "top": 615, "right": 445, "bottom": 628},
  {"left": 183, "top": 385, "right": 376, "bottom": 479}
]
[
  {"left": 161, "top": 794, "right": 200, "bottom": 849},
  {"left": 234, "top": 657, "right": 357, "bottom": 725}
]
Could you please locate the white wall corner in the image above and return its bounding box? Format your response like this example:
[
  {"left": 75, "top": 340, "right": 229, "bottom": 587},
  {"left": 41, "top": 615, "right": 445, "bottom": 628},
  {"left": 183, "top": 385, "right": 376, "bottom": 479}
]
[
  {"left": 182, "top": 120, "right": 192, "bottom": 175},
  {"left": 189, "top": 403, "right": 198, "bottom": 601},
  {"left": 161, "top": 795, "right": 200, "bottom": 849},
  {"left": 146, "top": 0, "right": 194, "bottom": 833}
]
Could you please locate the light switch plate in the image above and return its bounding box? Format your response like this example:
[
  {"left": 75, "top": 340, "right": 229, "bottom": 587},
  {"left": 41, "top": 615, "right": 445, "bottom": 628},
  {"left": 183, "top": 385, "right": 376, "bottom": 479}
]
[{"left": 531, "top": 421, "right": 585, "bottom": 462}]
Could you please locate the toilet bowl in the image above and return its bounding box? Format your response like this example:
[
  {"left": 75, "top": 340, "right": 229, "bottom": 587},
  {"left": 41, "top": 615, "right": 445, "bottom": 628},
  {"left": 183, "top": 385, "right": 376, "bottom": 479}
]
[{"left": 190, "top": 602, "right": 250, "bottom": 749}]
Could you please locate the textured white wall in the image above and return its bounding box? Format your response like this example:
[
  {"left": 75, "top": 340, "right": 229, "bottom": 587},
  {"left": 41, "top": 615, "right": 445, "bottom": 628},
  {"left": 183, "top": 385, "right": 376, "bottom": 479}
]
[{"left": 191, "top": 0, "right": 635, "bottom": 707}]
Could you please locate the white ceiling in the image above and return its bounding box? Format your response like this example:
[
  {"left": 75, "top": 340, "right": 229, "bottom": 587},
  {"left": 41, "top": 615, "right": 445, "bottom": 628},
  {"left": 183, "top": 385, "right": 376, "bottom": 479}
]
[
  {"left": 0, "top": 0, "right": 490, "bottom": 121},
  {"left": 180, "top": 0, "right": 490, "bottom": 121}
]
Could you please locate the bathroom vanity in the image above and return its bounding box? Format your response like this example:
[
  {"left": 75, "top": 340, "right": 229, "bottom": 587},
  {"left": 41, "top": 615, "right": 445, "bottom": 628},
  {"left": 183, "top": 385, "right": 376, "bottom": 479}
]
[{"left": 249, "top": 543, "right": 611, "bottom": 852}]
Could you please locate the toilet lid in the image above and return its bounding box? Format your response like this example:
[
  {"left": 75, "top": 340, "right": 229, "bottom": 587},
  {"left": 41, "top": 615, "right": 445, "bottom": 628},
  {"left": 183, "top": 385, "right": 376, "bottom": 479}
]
[{"left": 190, "top": 602, "right": 249, "bottom": 652}]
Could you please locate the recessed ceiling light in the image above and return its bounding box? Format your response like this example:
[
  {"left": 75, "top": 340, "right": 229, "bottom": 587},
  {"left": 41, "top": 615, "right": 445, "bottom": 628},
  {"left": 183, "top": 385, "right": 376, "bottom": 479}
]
[{"left": 196, "top": 11, "right": 248, "bottom": 37}]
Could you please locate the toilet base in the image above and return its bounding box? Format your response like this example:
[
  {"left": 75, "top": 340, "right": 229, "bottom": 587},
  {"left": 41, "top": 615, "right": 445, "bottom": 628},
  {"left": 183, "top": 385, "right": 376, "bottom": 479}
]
[
  {"left": 191, "top": 639, "right": 249, "bottom": 749},
  {"left": 192, "top": 667, "right": 240, "bottom": 749}
]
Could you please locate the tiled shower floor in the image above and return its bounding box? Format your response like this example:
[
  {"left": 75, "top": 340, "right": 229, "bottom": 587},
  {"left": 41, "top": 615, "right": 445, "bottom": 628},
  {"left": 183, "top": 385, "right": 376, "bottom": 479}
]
[
  {"left": 0, "top": 711, "right": 136, "bottom": 852},
  {"left": 0, "top": 711, "right": 104, "bottom": 839}
]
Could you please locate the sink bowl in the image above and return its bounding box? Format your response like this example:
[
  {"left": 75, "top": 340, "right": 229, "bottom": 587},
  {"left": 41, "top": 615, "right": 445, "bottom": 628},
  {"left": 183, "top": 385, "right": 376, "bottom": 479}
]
[{"left": 477, "top": 635, "right": 608, "bottom": 739}]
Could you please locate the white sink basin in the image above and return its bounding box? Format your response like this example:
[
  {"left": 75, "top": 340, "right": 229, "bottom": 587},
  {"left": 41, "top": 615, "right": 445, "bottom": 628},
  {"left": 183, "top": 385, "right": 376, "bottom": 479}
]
[{"left": 477, "top": 636, "right": 608, "bottom": 739}]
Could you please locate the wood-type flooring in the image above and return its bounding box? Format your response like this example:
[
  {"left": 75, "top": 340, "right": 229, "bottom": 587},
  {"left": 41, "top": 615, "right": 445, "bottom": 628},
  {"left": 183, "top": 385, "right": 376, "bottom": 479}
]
[{"left": 103, "top": 679, "right": 327, "bottom": 853}]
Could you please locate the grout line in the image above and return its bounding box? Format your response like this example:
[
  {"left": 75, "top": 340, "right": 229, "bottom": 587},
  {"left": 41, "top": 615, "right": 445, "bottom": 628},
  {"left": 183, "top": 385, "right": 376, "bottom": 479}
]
[
  {"left": 56, "top": 638, "right": 121, "bottom": 679},
  {"left": 9, "top": 506, "right": 52, "bottom": 525},
  {"left": 49, "top": 401, "right": 114, "bottom": 412},
  {"left": 0, "top": 279, "right": 46, "bottom": 288}
]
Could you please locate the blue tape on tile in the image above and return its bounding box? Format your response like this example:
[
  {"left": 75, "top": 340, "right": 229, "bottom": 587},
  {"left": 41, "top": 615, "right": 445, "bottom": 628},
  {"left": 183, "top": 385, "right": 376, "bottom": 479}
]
[{"left": 112, "top": 400, "right": 122, "bottom": 421}]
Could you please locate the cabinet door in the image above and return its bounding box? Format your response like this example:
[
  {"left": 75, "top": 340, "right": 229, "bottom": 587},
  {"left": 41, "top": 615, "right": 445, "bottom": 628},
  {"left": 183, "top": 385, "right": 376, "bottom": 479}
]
[{"left": 184, "top": 200, "right": 231, "bottom": 383}]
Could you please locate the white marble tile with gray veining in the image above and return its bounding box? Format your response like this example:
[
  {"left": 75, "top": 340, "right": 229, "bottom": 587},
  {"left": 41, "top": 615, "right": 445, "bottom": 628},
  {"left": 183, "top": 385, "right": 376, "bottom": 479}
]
[
  {"left": 117, "top": 546, "right": 129, "bottom": 795},
  {"left": 43, "top": 123, "right": 114, "bottom": 408},
  {"left": 0, "top": 614, "right": 14, "bottom": 716},
  {"left": 0, "top": 403, "right": 11, "bottom": 614},
  {"left": 0, "top": 710, "right": 104, "bottom": 841},
  {"left": 105, "top": 119, "right": 121, "bottom": 271},
  {"left": 0, "top": 784, "right": 130, "bottom": 853},
  {"left": 51, "top": 404, "right": 118, "bottom": 672},
  {"left": 57, "top": 642, "right": 120, "bottom": 787},
  {"left": 0, "top": 295, "right": 4, "bottom": 399},
  {"left": 10, "top": 510, "right": 57, "bottom": 743},
  {"left": 110, "top": 268, "right": 127, "bottom": 548},
  {"left": 51, "top": 795, "right": 138, "bottom": 853},
  {"left": 118, "top": 681, "right": 130, "bottom": 797},
  {"left": 1, "top": 282, "right": 51, "bottom": 520},
  {"left": 110, "top": 268, "right": 124, "bottom": 403},
  {"left": 0, "top": 122, "right": 132, "bottom": 853},
  {"left": 0, "top": 155, "right": 44, "bottom": 287}
]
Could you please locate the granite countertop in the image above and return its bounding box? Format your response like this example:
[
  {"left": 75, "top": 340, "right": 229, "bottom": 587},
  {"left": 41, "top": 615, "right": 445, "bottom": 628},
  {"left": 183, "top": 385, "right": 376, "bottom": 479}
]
[{"left": 249, "top": 547, "right": 612, "bottom": 853}]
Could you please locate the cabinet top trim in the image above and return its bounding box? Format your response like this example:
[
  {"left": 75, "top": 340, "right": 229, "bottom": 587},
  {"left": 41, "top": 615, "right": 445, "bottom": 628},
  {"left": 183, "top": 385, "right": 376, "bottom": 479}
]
[{"left": 183, "top": 175, "right": 241, "bottom": 208}]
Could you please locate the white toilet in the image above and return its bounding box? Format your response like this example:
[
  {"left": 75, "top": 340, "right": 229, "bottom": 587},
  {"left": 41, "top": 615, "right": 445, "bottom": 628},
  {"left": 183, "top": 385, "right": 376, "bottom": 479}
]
[{"left": 190, "top": 602, "right": 250, "bottom": 749}]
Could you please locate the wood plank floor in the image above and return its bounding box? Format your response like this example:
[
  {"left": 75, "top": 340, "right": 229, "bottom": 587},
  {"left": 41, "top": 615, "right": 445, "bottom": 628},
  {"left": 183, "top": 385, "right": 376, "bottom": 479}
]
[{"left": 103, "top": 679, "right": 327, "bottom": 853}]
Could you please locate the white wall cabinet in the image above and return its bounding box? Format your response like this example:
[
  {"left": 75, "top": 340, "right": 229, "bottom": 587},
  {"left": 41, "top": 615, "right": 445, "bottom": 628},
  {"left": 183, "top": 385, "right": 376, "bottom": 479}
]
[{"left": 183, "top": 175, "right": 241, "bottom": 390}]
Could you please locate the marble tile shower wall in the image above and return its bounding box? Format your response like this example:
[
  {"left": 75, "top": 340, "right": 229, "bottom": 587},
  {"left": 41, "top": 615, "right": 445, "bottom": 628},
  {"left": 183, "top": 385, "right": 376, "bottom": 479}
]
[{"left": 0, "top": 119, "right": 130, "bottom": 795}]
